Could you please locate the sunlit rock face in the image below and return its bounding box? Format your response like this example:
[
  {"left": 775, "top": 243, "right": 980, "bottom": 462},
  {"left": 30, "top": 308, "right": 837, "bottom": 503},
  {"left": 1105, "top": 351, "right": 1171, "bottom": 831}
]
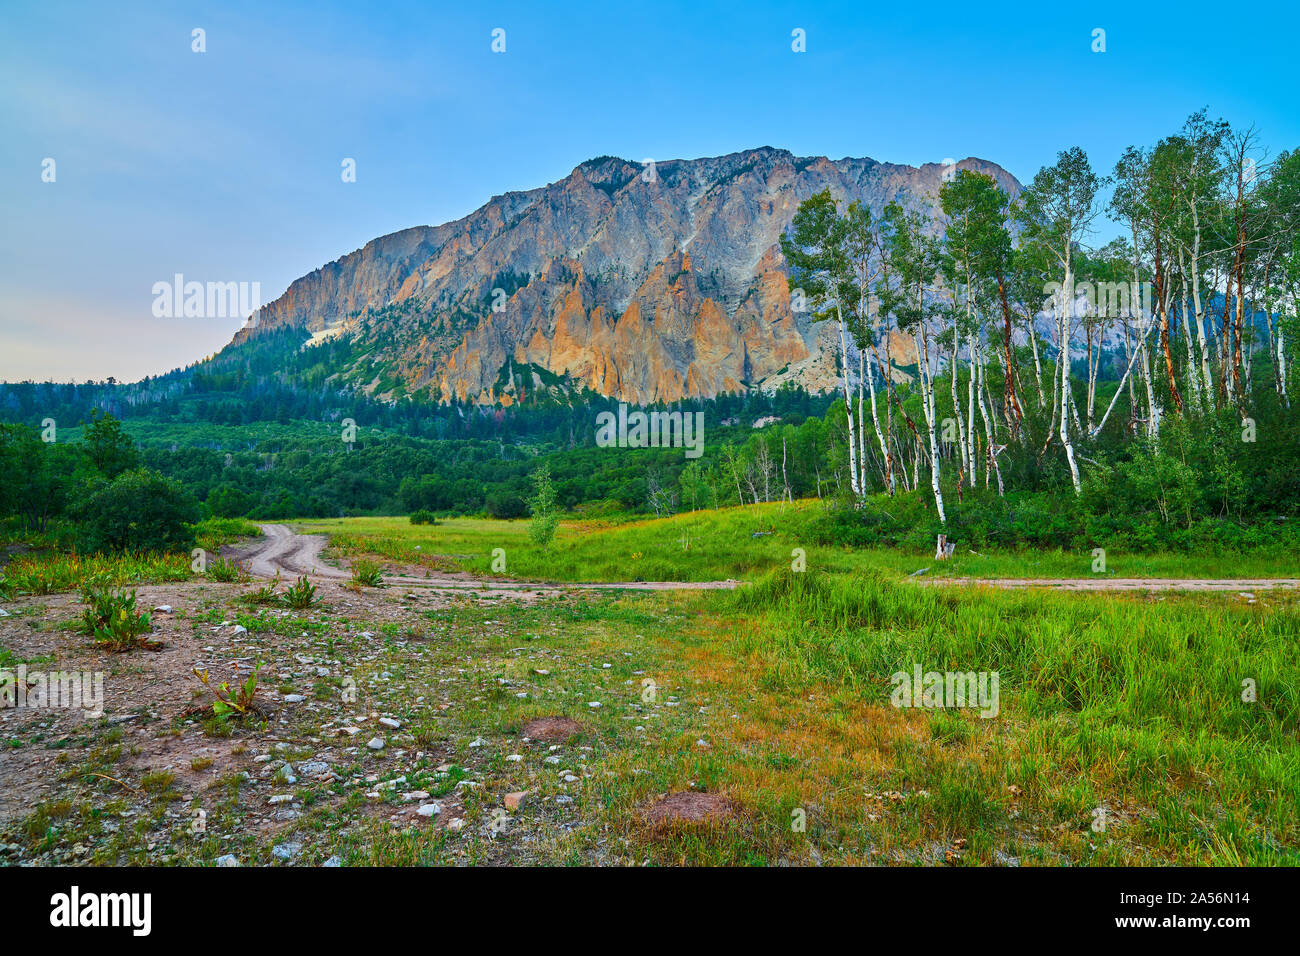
[{"left": 235, "top": 148, "right": 1019, "bottom": 404}]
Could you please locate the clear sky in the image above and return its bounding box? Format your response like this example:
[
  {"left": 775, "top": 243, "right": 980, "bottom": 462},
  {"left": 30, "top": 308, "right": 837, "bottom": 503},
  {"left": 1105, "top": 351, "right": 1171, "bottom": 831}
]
[{"left": 2, "top": 0, "right": 1297, "bottom": 383}]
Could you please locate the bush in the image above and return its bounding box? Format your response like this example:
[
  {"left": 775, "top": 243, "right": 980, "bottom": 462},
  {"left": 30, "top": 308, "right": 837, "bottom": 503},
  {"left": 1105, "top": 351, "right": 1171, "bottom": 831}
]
[
  {"left": 72, "top": 468, "right": 200, "bottom": 554},
  {"left": 409, "top": 509, "right": 439, "bottom": 525},
  {"left": 486, "top": 491, "right": 528, "bottom": 520}
]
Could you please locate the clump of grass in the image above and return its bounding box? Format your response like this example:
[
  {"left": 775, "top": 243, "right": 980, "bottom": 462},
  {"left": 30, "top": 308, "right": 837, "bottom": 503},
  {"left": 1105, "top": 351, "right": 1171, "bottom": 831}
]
[
  {"left": 241, "top": 576, "right": 281, "bottom": 606},
  {"left": 206, "top": 556, "right": 245, "bottom": 583},
  {"left": 279, "top": 575, "right": 317, "bottom": 609},
  {"left": 190, "top": 757, "right": 213, "bottom": 771},
  {"left": 77, "top": 586, "right": 155, "bottom": 651},
  {"left": 351, "top": 559, "right": 385, "bottom": 588}
]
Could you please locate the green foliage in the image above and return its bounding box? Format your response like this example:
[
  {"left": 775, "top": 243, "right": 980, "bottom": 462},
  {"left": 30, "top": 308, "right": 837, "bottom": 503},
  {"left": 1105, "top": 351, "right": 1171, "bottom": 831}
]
[
  {"left": 72, "top": 468, "right": 200, "bottom": 554},
  {"left": 351, "top": 559, "right": 385, "bottom": 587},
  {"left": 527, "top": 464, "right": 560, "bottom": 552},
  {"left": 77, "top": 587, "right": 153, "bottom": 651},
  {"left": 409, "top": 509, "right": 439, "bottom": 525},
  {"left": 83, "top": 409, "right": 140, "bottom": 479},
  {"left": 241, "top": 579, "right": 281, "bottom": 606},
  {"left": 279, "top": 575, "right": 317, "bottom": 609},
  {"left": 192, "top": 663, "right": 263, "bottom": 723},
  {"left": 206, "top": 556, "right": 244, "bottom": 582}
]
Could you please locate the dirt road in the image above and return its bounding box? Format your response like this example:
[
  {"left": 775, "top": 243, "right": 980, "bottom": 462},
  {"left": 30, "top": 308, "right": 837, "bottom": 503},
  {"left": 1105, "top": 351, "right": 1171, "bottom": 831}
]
[
  {"left": 223, "top": 524, "right": 739, "bottom": 592},
  {"left": 918, "top": 577, "right": 1298, "bottom": 592},
  {"left": 225, "top": 527, "right": 1296, "bottom": 595}
]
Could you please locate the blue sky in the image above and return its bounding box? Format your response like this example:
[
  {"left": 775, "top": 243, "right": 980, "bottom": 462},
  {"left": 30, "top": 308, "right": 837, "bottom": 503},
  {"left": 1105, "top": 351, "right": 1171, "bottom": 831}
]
[{"left": 2, "top": 0, "right": 1297, "bottom": 382}]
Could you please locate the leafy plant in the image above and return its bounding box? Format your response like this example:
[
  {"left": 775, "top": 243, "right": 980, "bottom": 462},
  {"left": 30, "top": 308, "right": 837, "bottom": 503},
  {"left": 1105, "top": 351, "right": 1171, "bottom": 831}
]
[
  {"left": 528, "top": 464, "right": 560, "bottom": 553},
  {"left": 279, "top": 575, "right": 317, "bottom": 609},
  {"left": 77, "top": 586, "right": 154, "bottom": 651},
  {"left": 192, "top": 662, "right": 264, "bottom": 722},
  {"left": 409, "top": 509, "right": 439, "bottom": 525}
]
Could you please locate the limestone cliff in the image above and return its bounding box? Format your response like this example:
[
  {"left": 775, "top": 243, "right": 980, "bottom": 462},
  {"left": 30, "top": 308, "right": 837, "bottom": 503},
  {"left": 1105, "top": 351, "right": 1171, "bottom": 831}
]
[{"left": 233, "top": 147, "right": 1020, "bottom": 403}]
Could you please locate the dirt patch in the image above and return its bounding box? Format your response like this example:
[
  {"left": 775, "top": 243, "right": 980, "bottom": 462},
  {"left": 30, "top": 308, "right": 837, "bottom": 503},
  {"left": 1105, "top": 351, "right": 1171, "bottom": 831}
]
[
  {"left": 640, "top": 791, "right": 736, "bottom": 829},
  {"left": 521, "top": 716, "right": 584, "bottom": 743}
]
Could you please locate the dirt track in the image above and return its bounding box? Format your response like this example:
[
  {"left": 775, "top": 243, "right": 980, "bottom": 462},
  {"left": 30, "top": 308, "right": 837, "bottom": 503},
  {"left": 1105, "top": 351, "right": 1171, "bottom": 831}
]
[
  {"left": 223, "top": 524, "right": 740, "bottom": 592},
  {"left": 225, "top": 526, "right": 1297, "bottom": 595},
  {"left": 919, "top": 577, "right": 1299, "bottom": 592}
]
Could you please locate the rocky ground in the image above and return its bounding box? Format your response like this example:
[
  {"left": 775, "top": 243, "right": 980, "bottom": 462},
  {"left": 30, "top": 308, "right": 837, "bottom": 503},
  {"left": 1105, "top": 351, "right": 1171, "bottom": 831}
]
[{"left": 0, "top": 575, "right": 725, "bottom": 866}]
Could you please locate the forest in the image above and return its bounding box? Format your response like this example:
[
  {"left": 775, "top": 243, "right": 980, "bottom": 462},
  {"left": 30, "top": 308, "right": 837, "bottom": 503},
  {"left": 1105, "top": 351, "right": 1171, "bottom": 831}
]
[{"left": 2, "top": 111, "right": 1297, "bottom": 559}]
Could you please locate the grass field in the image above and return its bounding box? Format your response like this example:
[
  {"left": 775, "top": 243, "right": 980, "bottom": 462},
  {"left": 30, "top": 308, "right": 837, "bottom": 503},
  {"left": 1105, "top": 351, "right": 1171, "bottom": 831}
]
[
  {"left": 3, "top": 506, "right": 1297, "bottom": 866},
  {"left": 293, "top": 501, "right": 1300, "bottom": 583}
]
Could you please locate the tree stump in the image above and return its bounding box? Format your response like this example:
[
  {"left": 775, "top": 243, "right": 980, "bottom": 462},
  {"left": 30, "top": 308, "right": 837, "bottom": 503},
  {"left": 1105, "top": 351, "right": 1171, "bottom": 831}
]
[{"left": 935, "top": 534, "right": 956, "bottom": 561}]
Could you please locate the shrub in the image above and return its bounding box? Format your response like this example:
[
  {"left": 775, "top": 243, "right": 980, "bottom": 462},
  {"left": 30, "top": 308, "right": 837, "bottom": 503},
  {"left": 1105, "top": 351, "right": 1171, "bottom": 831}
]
[
  {"left": 72, "top": 468, "right": 200, "bottom": 554},
  {"left": 409, "top": 509, "right": 439, "bottom": 525}
]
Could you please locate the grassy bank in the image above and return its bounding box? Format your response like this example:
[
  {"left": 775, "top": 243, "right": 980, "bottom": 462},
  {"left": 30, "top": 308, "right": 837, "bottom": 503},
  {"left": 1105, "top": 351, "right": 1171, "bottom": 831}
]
[{"left": 294, "top": 502, "right": 1300, "bottom": 583}]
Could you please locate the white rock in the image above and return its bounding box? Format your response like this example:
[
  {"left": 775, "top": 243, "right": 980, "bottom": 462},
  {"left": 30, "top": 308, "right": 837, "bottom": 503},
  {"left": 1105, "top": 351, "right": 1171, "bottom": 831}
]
[
  {"left": 214, "top": 854, "right": 240, "bottom": 867},
  {"left": 506, "top": 754, "right": 523, "bottom": 762},
  {"left": 284, "top": 694, "right": 306, "bottom": 704},
  {"left": 417, "top": 803, "right": 442, "bottom": 817},
  {"left": 153, "top": 605, "right": 173, "bottom": 614},
  {"left": 378, "top": 717, "right": 401, "bottom": 729},
  {"left": 367, "top": 737, "right": 385, "bottom": 751},
  {"left": 588, "top": 701, "right": 601, "bottom": 709}
]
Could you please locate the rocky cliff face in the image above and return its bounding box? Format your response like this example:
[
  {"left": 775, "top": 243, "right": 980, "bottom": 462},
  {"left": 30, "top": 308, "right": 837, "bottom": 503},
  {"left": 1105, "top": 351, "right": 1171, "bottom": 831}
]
[{"left": 235, "top": 147, "right": 1020, "bottom": 404}]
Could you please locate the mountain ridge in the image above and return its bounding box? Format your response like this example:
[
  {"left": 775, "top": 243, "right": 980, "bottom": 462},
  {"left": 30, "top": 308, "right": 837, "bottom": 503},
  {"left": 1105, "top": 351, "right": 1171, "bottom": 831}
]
[{"left": 234, "top": 146, "right": 1022, "bottom": 405}]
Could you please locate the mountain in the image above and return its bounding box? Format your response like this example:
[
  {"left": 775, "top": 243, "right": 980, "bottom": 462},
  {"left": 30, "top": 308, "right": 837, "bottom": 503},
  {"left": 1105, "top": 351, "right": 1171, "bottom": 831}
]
[{"left": 234, "top": 147, "right": 1021, "bottom": 405}]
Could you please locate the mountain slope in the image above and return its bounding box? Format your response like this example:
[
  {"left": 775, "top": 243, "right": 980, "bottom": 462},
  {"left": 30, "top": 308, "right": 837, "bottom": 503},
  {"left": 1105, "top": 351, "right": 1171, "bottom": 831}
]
[{"left": 235, "top": 147, "right": 1021, "bottom": 405}]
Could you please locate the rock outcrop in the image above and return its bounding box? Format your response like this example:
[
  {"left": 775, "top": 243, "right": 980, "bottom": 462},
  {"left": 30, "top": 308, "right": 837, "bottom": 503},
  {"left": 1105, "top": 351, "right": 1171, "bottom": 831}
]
[{"left": 234, "top": 147, "right": 1020, "bottom": 403}]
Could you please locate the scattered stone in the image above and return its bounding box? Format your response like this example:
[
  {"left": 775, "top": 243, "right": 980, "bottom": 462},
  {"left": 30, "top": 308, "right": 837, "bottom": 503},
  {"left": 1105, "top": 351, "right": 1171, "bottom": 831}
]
[
  {"left": 378, "top": 717, "right": 401, "bottom": 729},
  {"left": 283, "top": 694, "right": 306, "bottom": 704},
  {"left": 417, "top": 803, "right": 442, "bottom": 818},
  {"left": 214, "top": 854, "right": 240, "bottom": 867},
  {"left": 506, "top": 753, "right": 523, "bottom": 762},
  {"left": 153, "top": 605, "right": 173, "bottom": 614},
  {"left": 322, "top": 856, "right": 342, "bottom": 868},
  {"left": 504, "top": 791, "right": 528, "bottom": 812},
  {"left": 271, "top": 841, "right": 302, "bottom": 860},
  {"left": 367, "top": 738, "right": 385, "bottom": 751}
]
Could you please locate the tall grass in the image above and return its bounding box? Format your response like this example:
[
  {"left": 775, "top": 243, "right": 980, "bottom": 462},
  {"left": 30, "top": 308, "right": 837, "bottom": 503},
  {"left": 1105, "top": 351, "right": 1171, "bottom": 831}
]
[
  {"left": 2, "top": 551, "right": 192, "bottom": 595},
  {"left": 725, "top": 570, "right": 1300, "bottom": 862},
  {"left": 293, "top": 504, "right": 1300, "bottom": 584}
]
